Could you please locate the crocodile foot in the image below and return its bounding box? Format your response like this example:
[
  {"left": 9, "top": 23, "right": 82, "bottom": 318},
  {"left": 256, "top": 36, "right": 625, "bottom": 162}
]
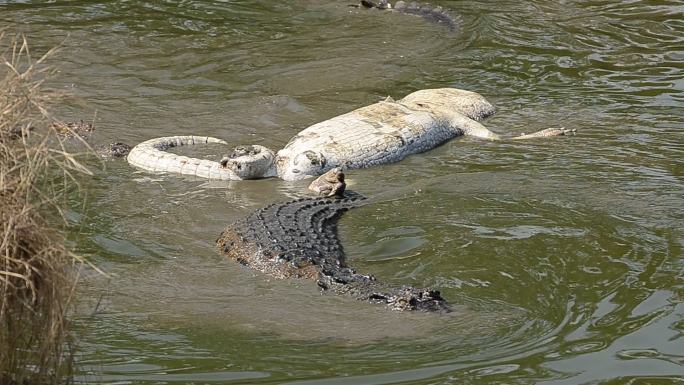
[{"left": 513, "top": 127, "right": 577, "bottom": 140}]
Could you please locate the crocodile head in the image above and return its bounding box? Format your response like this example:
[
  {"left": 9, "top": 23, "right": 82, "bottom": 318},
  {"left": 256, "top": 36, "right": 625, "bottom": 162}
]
[
  {"left": 275, "top": 148, "right": 327, "bottom": 181},
  {"left": 388, "top": 288, "right": 450, "bottom": 313},
  {"left": 220, "top": 145, "right": 277, "bottom": 179},
  {"left": 308, "top": 167, "right": 346, "bottom": 197},
  {"left": 97, "top": 142, "right": 131, "bottom": 158},
  {"left": 376, "top": 0, "right": 391, "bottom": 9}
]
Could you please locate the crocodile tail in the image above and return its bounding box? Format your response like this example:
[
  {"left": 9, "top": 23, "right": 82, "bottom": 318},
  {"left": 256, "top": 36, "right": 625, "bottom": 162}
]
[
  {"left": 394, "top": 1, "right": 461, "bottom": 30},
  {"left": 127, "top": 135, "right": 269, "bottom": 180}
]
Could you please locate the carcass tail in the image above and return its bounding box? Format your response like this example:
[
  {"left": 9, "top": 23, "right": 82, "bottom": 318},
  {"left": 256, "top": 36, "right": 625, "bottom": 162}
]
[{"left": 127, "top": 135, "right": 241, "bottom": 180}]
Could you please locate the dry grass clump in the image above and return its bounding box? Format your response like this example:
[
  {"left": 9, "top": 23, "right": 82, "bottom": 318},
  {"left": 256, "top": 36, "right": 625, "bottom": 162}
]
[{"left": 1, "top": 32, "right": 92, "bottom": 385}]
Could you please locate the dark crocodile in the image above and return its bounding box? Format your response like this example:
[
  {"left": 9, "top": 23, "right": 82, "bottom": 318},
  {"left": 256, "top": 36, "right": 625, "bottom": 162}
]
[
  {"left": 97, "top": 142, "right": 131, "bottom": 158},
  {"left": 51, "top": 120, "right": 132, "bottom": 158},
  {"left": 352, "top": 0, "right": 461, "bottom": 30},
  {"left": 216, "top": 192, "right": 449, "bottom": 312},
  {"left": 52, "top": 119, "right": 94, "bottom": 137}
]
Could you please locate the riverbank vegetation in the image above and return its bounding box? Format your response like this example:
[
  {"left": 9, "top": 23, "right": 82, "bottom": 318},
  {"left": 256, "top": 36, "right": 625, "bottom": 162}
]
[{"left": 0, "top": 32, "right": 91, "bottom": 384}]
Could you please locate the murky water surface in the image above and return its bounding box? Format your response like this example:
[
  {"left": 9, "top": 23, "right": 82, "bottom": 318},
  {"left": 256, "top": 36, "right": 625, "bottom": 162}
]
[{"left": 2, "top": 1, "right": 683, "bottom": 383}]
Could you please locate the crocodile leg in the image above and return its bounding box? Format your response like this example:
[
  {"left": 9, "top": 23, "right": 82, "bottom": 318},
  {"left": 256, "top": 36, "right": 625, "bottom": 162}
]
[{"left": 512, "top": 127, "right": 577, "bottom": 139}]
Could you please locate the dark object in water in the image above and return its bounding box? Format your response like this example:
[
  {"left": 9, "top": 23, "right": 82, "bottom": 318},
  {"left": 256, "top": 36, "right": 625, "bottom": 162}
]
[
  {"left": 217, "top": 191, "right": 449, "bottom": 312},
  {"left": 97, "top": 142, "right": 132, "bottom": 158},
  {"left": 350, "top": 0, "right": 461, "bottom": 30},
  {"left": 51, "top": 120, "right": 94, "bottom": 137}
]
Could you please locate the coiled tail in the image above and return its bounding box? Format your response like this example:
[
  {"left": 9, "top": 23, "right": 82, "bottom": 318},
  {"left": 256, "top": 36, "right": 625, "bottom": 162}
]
[{"left": 127, "top": 136, "right": 276, "bottom": 180}]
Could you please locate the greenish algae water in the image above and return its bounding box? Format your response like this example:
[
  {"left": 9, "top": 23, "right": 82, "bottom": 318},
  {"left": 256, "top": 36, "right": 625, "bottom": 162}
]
[{"left": 2, "top": 1, "right": 682, "bottom": 383}]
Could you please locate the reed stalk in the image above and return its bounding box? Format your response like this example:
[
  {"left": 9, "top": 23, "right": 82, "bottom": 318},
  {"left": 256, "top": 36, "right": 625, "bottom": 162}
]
[{"left": 0, "top": 31, "right": 91, "bottom": 385}]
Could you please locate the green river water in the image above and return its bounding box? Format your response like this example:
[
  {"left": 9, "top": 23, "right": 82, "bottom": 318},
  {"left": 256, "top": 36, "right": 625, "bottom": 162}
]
[{"left": 2, "top": 1, "right": 683, "bottom": 384}]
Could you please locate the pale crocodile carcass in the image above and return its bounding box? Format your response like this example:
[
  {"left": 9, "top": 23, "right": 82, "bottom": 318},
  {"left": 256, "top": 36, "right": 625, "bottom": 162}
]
[{"left": 127, "top": 88, "right": 574, "bottom": 181}]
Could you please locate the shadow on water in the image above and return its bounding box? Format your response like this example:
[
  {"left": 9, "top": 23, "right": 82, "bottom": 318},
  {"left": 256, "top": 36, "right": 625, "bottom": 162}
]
[{"left": 3, "top": 0, "right": 682, "bottom": 383}]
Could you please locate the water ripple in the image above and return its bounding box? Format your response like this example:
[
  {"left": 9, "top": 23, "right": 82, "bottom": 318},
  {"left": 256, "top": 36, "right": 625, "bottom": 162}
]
[{"left": 2, "top": 0, "right": 682, "bottom": 384}]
